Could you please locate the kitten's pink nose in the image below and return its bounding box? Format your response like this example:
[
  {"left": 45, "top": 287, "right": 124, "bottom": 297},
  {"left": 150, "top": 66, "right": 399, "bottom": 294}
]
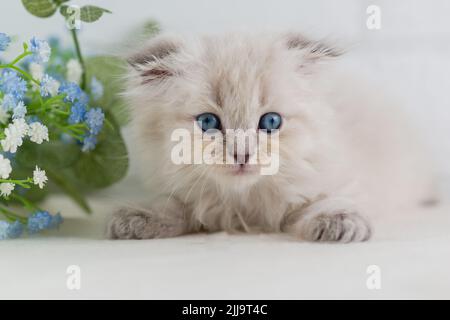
[{"left": 234, "top": 153, "right": 250, "bottom": 165}]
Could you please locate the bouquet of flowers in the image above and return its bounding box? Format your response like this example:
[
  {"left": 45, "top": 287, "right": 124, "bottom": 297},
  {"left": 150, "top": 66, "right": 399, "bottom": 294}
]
[{"left": 0, "top": 0, "right": 131, "bottom": 239}]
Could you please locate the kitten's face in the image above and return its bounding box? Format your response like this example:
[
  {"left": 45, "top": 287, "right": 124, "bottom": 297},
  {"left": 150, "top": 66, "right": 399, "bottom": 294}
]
[{"left": 126, "top": 34, "right": 338, "bottom": 192}]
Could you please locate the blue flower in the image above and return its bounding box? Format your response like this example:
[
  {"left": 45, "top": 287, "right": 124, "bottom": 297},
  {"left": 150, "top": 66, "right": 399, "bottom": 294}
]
[
  {"left": 85, "top": 107, "right": 104, "bottom": 135},
  {"left": 49, "top": 213, "right": 63, "bottom": 229},
  {"left": 58, "top": 82, "right": 88, "bottom": 104},
  {"left": 0, "top": 70, "right": 27, "bottom": 100},
  {"left": 7, "top": 221, "right": 23, "bottom": 238},
  {"left": 12, "top": 101, "right": 27, "bottom": 119},
  {"left": 81, "top": 134, "right": 97, "bottom": 152},
  {"left": 58, "top": 82, "right": 81, "bottom": 102},
  {"left": 90, "top": 77, "right": 104, "bottom": 100},
  {"left": 0, "top": 221, "right": 9, "bottom": 240},
  {"left": 29, "top": 37, "right": 51, "bottom": 64},
  {"left": 27, "top": 211, "right": 63, "bottom": 234},
  {"left": 0, "top": 33, "right": 11, "bottom": 52},
  {"left": 27, "top": 211, "right": 52, "bottom": 234},
  {"left": 0, "top": 220, "right": 23, "bottom": 240},
  {"left": 68, "top": 101, "right": 86, "bottom": 124},
  {"left": 1, "top": 94, "right": 17, "bottom": 110}
]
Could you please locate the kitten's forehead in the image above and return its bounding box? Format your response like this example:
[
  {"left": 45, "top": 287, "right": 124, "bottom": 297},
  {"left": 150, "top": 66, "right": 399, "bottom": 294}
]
[{"left": 200, "top": 35, "right": 277, "bottom": 128}]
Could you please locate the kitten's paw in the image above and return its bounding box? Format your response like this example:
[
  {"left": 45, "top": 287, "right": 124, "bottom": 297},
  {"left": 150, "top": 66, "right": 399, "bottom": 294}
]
[
  {"left": 301, "top": 212, "right": 371, "bottom": 243},
  {"left": 107, "top": 208, "right": 186, "bottom": 240}
]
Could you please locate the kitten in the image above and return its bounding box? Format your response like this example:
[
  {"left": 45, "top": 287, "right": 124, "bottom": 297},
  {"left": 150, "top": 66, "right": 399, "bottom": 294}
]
[{"left": 107, "top": 33, "right": 434, "bottom": 242}]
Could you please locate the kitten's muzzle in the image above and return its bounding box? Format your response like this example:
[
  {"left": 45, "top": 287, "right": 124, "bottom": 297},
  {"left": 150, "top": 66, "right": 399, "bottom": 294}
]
[{"left": 234, "top": 152, "right": 250, "bottom": 165}]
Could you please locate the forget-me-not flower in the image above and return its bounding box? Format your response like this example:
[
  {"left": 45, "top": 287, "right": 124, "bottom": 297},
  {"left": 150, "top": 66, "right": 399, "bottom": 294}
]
[
  {"left": 85, "top": 107, "right": 104, "bottom": 135},
  {"left": 29, "top": 37, "right": 51, "bottom": 64},
  {"left": 0, "top": 33, "right": 11, "bottom": 52}
]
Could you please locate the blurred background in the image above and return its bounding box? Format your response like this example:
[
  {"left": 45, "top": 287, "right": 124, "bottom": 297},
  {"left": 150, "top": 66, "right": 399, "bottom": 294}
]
[{"left": 3, "top": 0, "right": 450, "bottom": 180}]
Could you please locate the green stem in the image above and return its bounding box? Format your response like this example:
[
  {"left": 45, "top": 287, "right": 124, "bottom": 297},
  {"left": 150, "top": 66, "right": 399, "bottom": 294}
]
[
  {"left": 28, "top": 95, "right": 65, "bottom": 115},
  {"left": 11, "top": 194, "right": 41, "bottom": 212},
  {"left": 0, "top": 51, "right": 32, "bottom": 69},
  {"left": 0, "top": 178, "right": 33, "bottom": 189},
  {"left": 66, "top": 123, "right": 87, "bottom": 130},
  {"left": 0, "top": 207, "right": 27, "bottom": 224},
  {"left": 52, "top": 122, "right": 84, "bottom": 140},
  {"left": 104, "top": 118, "right": 115, "bottom": 130},
  {"left": 9, "top": 51, "right": 32, "bottom": 66},
  {"left": 0, "top": 49, "right": 40, "bottom": 86},
  {"left": 0, "top": 64, "right": 40, "bottom": 86},
  {"left": 54, "top": 110, "right": 70, "bottom": 116},
  {"left": 70, "top": 28, "right": 87, "bottom": 90}
]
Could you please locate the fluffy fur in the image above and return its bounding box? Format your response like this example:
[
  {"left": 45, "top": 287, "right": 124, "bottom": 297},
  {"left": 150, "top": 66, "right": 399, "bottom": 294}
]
[{"left": 107, "top": 33, "right": 434, "bottom": 242}]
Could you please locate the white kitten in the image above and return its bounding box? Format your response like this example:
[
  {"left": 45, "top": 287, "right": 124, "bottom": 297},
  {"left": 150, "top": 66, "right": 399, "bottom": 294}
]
[{"left": 108, "top": 33, "right": 434, "bottom": 242}]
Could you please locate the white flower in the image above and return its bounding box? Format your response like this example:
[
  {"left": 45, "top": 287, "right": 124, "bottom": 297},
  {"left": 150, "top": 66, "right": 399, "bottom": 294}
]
[
  {"left": 12, "top": 101, "right": 27, "bottom": 119},
  {"left": 0, "top": 118, "right": 29, "bottom": 153},
  {"left": 12, "top": 118, "right": 29, "bottom": 138},
  {"left": 40, "top": 74, "right": 60, "bottom": 97},
  {"left": 33, "top": 166, "right": 48, "bottom": 189},
  {"left": 0, "top": 118, "right": 28, "bottom": 153},
  {"left": 0, "top": 183, "right": 14, "bottom": 198},
  {"left": 66, "top": 59, "right": 82, "bottom": 84},
  {"left": 1, "top": 129, "right": 22, "bottom": 153},
  {"left": 29, "top": 62, "right": 44, "bottom": 81},
  {"left": 28, "top": 122, "right": 49, "bottom": 144},
  {"left": 0, "top": 155, "right": 12, "bottom": 179}
]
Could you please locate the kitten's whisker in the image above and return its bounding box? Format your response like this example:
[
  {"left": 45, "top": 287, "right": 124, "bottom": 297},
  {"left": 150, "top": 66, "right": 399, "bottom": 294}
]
[
  {"left": 161, "top": 164, "right": 205, "bottom": 216},
  {"left": 183, "top": 166, "right": 210, "bottom": 204},
  {"left": 199, "top": 169, "right": 210, "bottom": 201}
]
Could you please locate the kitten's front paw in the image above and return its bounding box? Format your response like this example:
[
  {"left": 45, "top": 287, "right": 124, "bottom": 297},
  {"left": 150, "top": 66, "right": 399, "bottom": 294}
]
[
  {"left": 107, "top": 208, "right": 186, "bottom": 240},
  {"left": 301, "top": 212, "right": 371, "bottom": 243}
]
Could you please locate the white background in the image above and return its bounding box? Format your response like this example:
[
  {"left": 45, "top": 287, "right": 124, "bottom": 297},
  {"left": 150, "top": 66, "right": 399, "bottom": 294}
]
[{"left": 2, "top": 0, "right": 450, "bottom": 176}]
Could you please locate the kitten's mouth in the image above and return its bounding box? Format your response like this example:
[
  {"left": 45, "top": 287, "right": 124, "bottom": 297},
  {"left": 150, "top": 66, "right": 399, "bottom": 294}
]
[{"left": 229, "top": 164, "right": 258, "bottom": 176}]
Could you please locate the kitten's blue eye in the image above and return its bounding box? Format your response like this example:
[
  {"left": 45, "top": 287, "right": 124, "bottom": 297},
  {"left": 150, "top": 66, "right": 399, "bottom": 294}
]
[
  {"left": 196, "top": 113, "right": 221, "bottom": 132},
  {"left": 258, "top": 112, "right": 282, "bottom": 132}
]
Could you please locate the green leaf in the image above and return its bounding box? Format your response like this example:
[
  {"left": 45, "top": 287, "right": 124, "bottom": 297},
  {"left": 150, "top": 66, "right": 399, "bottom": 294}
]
[
  {"left": 21, "top": 0, "right": 59, "bottom": 18},
  {"left": 46, "top": 169, "right": 92, "bottom": 214},
  {"left": 60, "top": 4, "right": 111, "bottom": 23},
  {"left": 142, "top": 19, "right": 161, "bottom": 38},
  {"left": 80, "top": 5, "right": 111, "bottom": 23},
  {"left": 16, "top": 185, "right": 49, "bottom": 203},
  {"left": 85, "top": 56, "right": 130, "bottom": 125},
  {"left": 54, "top": 0, "right": 70, "bottom": 5},
  {"left": 59, "top": 4, "right": 70, "bottom": 18},
  {"left": 74, "top": 119, "right": 129, "bottom": 188},
  {"left": 15, "top": 140, "right": 82, "bottom": 170}
]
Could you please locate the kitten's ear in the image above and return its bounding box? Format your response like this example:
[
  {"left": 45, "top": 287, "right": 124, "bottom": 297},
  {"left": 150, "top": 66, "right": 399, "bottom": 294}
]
[
  {"left": 127, "top": 35, "right": 181, "bottom": 84},
  {"left": 283, "top": 33, "right": 343, "bottom": 70}
]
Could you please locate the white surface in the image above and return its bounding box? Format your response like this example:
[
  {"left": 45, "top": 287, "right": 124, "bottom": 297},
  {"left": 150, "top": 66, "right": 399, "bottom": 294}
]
[
  {"left": 0, "top": 186, "right": 450, "bottom": 299},
  {"left": 1, "top": 0, "right": 450, "bottom": 299}
]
